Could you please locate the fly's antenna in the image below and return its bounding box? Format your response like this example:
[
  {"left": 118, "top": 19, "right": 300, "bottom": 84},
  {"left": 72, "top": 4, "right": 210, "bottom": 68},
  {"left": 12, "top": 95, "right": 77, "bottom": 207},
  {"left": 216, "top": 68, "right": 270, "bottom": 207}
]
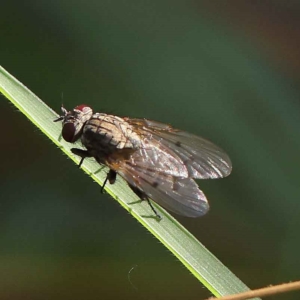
[
  {"left": 53, "top": 92, "right": 67, "bottom": 122},
  {"left": 53, "top": 106, "right": 68, "bottom": 122}
]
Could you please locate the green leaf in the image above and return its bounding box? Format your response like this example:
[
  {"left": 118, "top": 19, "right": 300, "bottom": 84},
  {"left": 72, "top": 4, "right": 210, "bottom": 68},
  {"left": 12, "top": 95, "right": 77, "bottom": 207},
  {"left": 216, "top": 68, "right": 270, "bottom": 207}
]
[{"left": 0, "top": 65, "right": 259, "bottom": 299}]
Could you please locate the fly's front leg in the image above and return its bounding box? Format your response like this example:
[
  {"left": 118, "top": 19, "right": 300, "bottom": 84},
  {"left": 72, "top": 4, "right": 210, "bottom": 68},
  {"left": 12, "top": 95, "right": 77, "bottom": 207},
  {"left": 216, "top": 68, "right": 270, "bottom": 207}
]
[{"left": 71, "top": 148, "right": 93, "bottom": 168}]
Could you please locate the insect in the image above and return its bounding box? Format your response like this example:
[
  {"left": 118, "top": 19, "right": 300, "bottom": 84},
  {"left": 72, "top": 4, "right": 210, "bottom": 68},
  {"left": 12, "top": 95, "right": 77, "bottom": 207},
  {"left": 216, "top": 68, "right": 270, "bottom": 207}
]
[{"left": 54, "top": 105, "right": 232, "bottom": 218}]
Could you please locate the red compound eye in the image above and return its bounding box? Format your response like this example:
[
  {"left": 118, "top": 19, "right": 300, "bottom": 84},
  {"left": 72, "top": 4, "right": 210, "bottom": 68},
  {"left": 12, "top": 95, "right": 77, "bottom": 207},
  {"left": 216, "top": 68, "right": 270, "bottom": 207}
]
[{"left": 62, "top": 123, "right": 77, "bottom": 143}]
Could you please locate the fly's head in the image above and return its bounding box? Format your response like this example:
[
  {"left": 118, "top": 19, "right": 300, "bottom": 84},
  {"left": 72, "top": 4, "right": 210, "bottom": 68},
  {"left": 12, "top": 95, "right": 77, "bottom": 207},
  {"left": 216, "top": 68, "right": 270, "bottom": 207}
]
[{"left": 54, "top": 104, "right": 93, "bottom": 143}]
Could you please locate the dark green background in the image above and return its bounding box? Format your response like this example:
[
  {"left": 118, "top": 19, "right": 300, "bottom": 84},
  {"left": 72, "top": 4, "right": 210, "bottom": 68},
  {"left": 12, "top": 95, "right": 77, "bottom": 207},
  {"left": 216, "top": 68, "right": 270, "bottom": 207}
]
[{"left": 2, "top": 1, "right": 300, "bottom": 299}]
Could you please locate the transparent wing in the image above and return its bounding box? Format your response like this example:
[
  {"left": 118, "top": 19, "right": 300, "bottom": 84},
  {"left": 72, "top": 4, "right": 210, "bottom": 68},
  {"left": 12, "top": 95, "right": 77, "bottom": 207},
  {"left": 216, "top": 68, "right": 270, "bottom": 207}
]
[
  {"left": 114, "top": 158, "right": 209, "bottom": 217},
  {"left": 104, "top": 117, "right": 231, "bottom": 216},
  {"left": 105, "top": 136, "right": 209, "bottom": 217},
  {"left": 127, "top": 118, "right": 232, "bottom": 179}
]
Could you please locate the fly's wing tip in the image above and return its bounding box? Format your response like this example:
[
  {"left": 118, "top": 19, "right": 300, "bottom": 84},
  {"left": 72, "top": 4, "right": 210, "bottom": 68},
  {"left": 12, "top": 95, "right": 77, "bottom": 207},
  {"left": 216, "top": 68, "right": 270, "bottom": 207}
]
[
  {"left": 177, "top": 191, "right": 210, "bottom": 218},
  {"left": 223, "top": 164, "right": 233, "bottom": 178},
  {"left": 219, "top": 155, "right": 233, "bottom": 178},
  {"left": 189, "top": 200, "right": 210, "bottom": 218}
]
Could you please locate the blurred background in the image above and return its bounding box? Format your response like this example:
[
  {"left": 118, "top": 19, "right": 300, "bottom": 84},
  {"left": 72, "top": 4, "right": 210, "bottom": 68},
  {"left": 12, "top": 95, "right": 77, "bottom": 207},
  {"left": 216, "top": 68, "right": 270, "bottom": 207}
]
[{"left": 1, "top": 1, "right": 300, "bottom": 299}]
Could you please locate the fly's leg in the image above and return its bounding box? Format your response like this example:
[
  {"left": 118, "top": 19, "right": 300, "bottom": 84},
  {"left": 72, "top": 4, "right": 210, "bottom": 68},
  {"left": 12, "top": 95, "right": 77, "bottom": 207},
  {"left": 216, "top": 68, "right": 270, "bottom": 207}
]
[
  {"left": 146, "top": 199, "right": 161, "bottom": 220},
  {"left": 101, "top": 170, "right": 117, "bottom": 193},
  {"left": 129, "top": 185, "right": 161, "bottom": 220},
  {"left": 71, "top": 148, "right": 93, "bottom": 168},
  {"left": 71, "top": 149, "right": 116, "bottom": 193}
]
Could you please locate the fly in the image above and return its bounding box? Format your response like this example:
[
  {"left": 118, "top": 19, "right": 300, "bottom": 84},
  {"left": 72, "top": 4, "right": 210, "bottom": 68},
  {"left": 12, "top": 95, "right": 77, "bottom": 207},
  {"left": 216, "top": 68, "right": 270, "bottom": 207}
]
[{"left": 54, "top": 105, "right": 232, "bottom": 218}]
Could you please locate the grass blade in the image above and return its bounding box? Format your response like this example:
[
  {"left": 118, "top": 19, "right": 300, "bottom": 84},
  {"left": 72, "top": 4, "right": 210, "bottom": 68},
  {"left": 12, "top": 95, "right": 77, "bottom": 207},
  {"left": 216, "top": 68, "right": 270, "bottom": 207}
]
[{"left": 0, "top": 65, "right": 258, "bottom": 299}]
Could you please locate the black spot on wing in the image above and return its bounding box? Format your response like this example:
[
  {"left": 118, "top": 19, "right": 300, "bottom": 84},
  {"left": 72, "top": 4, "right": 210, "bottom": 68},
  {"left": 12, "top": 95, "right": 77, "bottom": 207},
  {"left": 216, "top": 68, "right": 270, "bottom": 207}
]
[{"left": 152, "top": 181, "right": 159, "bottom": 188}]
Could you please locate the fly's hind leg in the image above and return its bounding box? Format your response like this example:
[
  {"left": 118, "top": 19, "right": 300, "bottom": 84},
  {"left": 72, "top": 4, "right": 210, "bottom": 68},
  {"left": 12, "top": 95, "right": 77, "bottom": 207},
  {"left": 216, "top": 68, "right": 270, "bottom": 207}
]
[
  {"left": 129, "top": 185, "right": 161, "bottom": 220},
  {"left": 71, "top": 148, "right": 93, "bottom": 168}
]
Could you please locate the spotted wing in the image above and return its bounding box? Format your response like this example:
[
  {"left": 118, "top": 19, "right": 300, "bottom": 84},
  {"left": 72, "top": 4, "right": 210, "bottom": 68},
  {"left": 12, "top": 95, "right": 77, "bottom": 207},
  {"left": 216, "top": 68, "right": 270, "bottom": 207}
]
[
  {"left": 105, "top": 117, "right": 231, "bottom": 217},
  {"left": 111, "top": 155, "right": 209, "bottom": 217},
  {"left": 126, "top": 118, "right": 232, "bottom": 179},
  {"left": 105, "top": 126, "right": 210, "bottom": 216}
]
